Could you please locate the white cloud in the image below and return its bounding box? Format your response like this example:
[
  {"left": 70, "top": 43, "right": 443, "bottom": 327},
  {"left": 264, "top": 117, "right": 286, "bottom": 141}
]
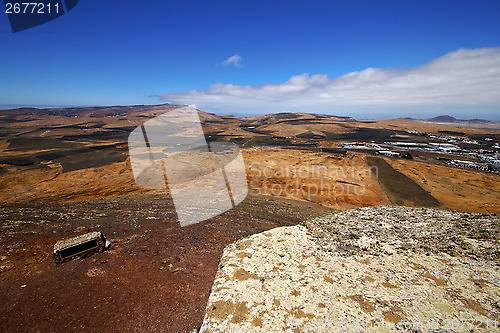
[
  {"left": 160, "top": 47, "right": 500, "bottom": 118},
  {"left": 221, "top": 54, "right": 243, "bottom": 67}
]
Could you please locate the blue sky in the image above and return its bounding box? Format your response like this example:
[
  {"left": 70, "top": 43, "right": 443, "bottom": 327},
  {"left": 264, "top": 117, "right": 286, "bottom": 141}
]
[{"left": 1, "top": 0, "right": 500, "bottom": 119}]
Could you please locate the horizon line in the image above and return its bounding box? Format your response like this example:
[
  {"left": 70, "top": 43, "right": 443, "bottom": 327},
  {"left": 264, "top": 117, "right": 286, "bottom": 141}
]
[{"left": 0, "top": 103, "right": 498, "bottom": 122}]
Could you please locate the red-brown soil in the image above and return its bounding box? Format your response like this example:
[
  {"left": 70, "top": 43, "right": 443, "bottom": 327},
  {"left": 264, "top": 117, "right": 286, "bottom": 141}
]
[{"left": 0, "top": 193, "right": 332, "bottom": 332}]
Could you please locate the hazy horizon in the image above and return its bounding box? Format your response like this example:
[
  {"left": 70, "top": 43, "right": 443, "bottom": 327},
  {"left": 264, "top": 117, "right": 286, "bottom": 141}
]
[
  {"left": 1, "top": 1, "right": 499, "bottom": 121},
  {"left": 1, "top": 103, "right": 499, "bottom": 122}
]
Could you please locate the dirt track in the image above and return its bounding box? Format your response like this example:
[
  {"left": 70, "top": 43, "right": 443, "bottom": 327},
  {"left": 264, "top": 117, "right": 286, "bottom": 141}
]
[
  {"left": 366, "top": 156, "right": 442, "bottom": 207},
  {"left": 0, "top": 193, "right": 333, "bottom": 332}
]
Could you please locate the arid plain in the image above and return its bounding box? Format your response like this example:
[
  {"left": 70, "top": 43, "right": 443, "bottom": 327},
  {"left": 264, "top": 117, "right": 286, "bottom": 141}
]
[
  {"left": 0, "top": 105, "right": 499, "bottom": 331},
  {"left": 0, "top": 104, "right": 498, "bottom": 211}
]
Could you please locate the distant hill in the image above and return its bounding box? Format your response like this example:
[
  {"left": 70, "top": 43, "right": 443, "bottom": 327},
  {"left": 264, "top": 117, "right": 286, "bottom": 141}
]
[
  {"left": 427, "top": 115, "right": 458, "bottom": 122},
  {"left": 425, "top": 115, "right": 494, "bottom": 124}
]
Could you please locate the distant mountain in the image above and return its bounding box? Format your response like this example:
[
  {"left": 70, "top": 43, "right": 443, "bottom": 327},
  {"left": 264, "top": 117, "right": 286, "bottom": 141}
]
[
  {"left": 244, "top": 112, "right": 355, "bottom": 124},
  {"left": 0, "top": 103, "right": 176, "bottom": 118},
  {"left": 427, "top": 115, "right": 458, "bottom": 122},
  {"left": 467, "top": 118, "right": 496, "bottom": 124},
  {"left": 425, "top": 115, "right": 494, "bottom": 124}
]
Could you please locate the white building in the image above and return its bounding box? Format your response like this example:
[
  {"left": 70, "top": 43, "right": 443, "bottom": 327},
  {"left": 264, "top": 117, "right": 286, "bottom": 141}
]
[
  {"left": 428, "top": 143, "right": 460, "bottom": 152},
  {"left": 378, "top": 151, "right": 400, "bottom": 157}
]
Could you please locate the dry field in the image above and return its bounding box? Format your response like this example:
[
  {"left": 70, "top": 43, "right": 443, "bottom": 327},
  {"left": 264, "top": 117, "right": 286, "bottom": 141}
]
[{"left": 386, "top": 158, "right": 500, "bottom": 213}]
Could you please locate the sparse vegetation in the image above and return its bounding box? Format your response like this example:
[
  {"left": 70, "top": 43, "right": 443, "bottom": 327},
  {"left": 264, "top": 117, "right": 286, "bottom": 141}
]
[{"left": 303, "top": 206, "right": 500, "bottom": 263}]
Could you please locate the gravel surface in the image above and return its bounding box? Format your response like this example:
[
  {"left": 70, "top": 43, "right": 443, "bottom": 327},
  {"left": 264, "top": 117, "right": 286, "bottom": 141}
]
[{"left": 303, "top": 206, "right": 500, "bottom": 263}]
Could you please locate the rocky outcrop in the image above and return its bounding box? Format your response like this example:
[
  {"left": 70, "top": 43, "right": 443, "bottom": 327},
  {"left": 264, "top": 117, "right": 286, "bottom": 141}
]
[{"left": 200, "top": 207, "right": 500, "bottom": 332}]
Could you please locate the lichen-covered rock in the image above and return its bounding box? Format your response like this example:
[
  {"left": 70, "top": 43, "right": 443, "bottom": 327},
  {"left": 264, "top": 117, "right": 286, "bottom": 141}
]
[
  {"left": 305, "top": 206, "right": 500, "bottom": 263},
  {"left": 200, "top": 207, "right": 500, "bottom": 332}
]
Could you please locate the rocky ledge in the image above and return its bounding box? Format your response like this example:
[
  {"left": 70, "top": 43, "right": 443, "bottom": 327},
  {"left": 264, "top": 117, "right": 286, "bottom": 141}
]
[{"left": 200, "top": 206, "right": 500, "bottom": 332}]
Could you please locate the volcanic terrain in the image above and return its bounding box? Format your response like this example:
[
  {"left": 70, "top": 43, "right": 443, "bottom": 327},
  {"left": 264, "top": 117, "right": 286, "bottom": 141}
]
[{"left": 1, "top": 104, "right": 499, "bottom": 332}]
